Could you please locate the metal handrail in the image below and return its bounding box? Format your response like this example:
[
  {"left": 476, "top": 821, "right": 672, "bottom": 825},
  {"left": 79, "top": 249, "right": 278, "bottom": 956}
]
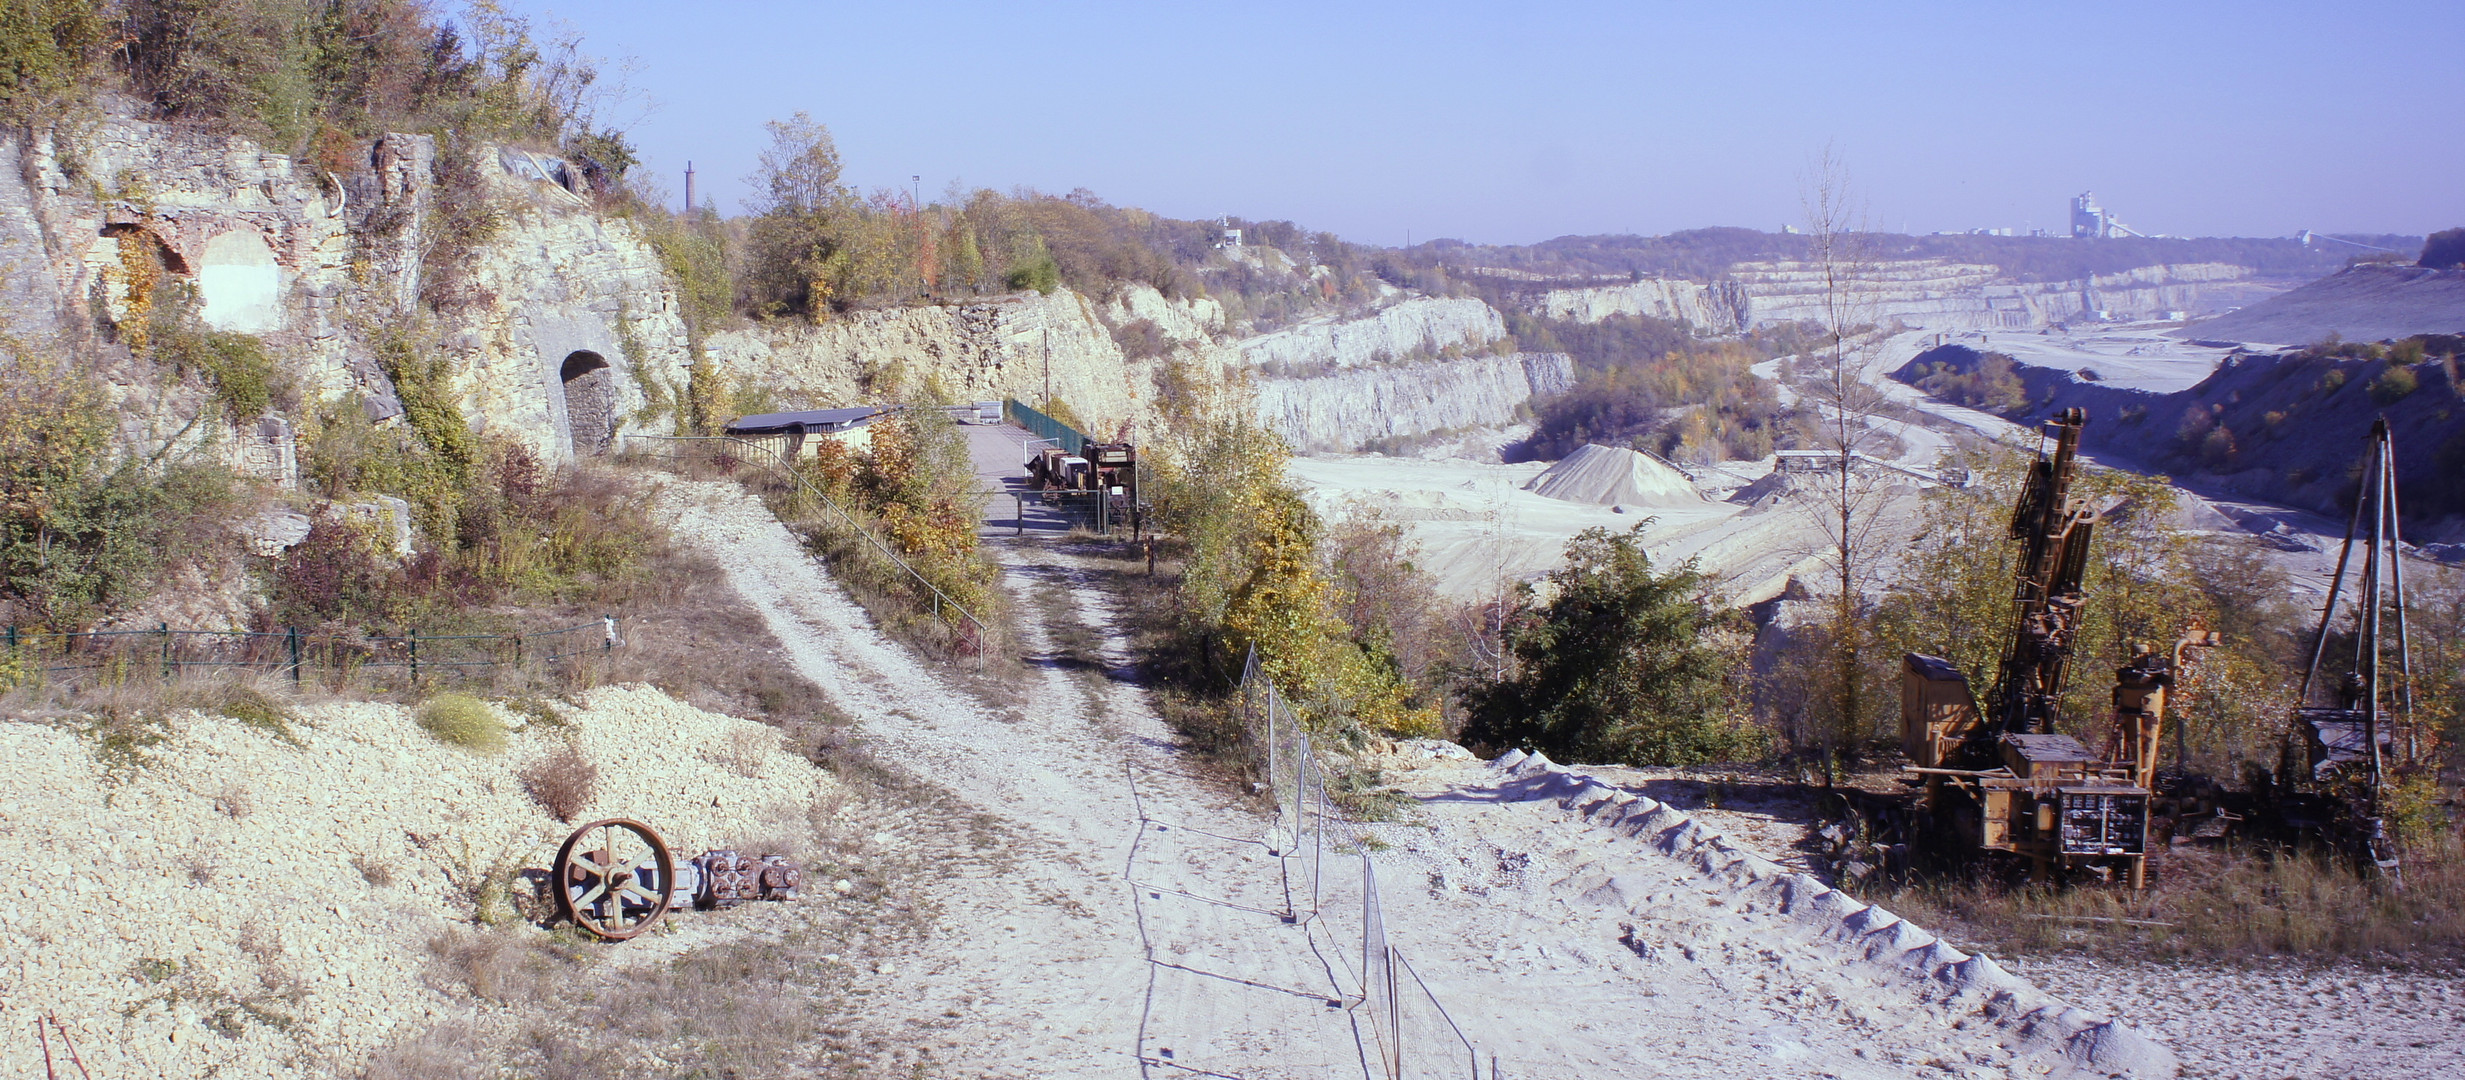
[{"left": 623, "top": 434, "right": 992, "bottom": 671}]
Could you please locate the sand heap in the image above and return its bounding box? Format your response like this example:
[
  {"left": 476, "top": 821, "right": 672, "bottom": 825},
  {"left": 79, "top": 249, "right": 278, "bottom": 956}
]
[{"left": 1523, "top": 444, "right": 1702, "bottom": 507}]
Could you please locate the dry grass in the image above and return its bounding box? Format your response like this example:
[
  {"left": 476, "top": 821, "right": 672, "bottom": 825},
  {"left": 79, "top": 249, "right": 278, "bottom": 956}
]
[
  {"left": 363, "top": 1018, "right": 492, "bottom": 1080},
  {"left": 211, "top": 782, "right": 252, "bottom": 819},
  {"left": 351, "top": 854, "right": 395, "bottom": 887},
  {"left": 1881, "top": 836, "right": 2465, "bottom": 965},
  {"left": 703, "top": 726, "right": 778, "bottom": 779},
  {"left": 3, "top": 670, "right": 310, "bottom": 775},
  {"left": 1090, "top": 539, "right": 1266, "bottom": 787}
]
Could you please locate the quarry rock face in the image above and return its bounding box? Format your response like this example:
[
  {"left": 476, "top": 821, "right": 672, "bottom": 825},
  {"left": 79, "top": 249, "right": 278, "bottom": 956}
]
[
  {"left": 0, "top": 100, "right": 690, "bottom": 468},
  {"left": 1253, "top": 352, "right": 1573, "bottom": 451},
  {"left": 1239, "top": 295, "right": 1508, "bottom": 372},
  {"left": 701, "top": 283, "right": 1235, "bottom": 442},
  {"left": 1537, "top": 277, "right": 1752, "bottom": 332},
  {"left": 1537, "top": 259, "right": 2270, "bottom": 333}
]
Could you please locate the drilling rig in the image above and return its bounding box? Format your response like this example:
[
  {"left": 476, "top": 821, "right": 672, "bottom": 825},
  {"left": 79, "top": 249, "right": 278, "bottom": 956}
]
[
  {"left": 2278, "top": 418, "right": 2414, "bottom": 879},
  {"left": 1898, "top": 408, "right": 2205, "bottom": 888}
]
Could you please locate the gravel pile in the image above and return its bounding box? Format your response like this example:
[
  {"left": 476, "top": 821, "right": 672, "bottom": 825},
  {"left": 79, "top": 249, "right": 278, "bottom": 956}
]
[
  {"left": 0, "top": 684, "right": 832, "bottom": 1078},
  {"left": 1524, "top": 443, "right": 1704, "bottom": 507}
]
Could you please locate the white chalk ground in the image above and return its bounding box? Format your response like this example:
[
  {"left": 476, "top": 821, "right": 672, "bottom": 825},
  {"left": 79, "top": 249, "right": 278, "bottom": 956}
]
[
  {"left": 1287, "top": 454, "right": 1833, "bottom": 604},
  {"left": 0, "top": 685, "right": 833, "bottom": 1078},
  {"left": 658, "top": 478, "right": 1363, "bottom": 1078}
]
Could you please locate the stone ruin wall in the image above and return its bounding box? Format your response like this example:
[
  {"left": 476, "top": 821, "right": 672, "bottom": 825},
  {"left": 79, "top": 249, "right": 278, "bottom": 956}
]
[{"left": 0, "top": 99, "right": 693, "bottom": 478}]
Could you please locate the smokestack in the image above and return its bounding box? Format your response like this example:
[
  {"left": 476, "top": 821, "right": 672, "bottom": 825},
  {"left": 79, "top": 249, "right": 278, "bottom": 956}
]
[{"left": 683, "top": 161, "right": 695, "bottom": 214}]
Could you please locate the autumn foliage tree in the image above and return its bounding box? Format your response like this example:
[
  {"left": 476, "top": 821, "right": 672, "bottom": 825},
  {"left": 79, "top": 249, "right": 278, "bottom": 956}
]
[{"left": 1146, "top": 360, "right": 1438, "bottom": 739}]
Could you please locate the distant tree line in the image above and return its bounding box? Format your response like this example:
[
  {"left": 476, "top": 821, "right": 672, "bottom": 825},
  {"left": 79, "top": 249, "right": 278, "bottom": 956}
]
[{"left": 1513, "top": 313, "right": 1793, "bottom": 463}]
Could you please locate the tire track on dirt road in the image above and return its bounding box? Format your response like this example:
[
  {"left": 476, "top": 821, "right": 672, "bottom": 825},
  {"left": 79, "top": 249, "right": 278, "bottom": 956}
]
[{"left": 656, "top": 479, "right": 1361, "bottom": 1078}]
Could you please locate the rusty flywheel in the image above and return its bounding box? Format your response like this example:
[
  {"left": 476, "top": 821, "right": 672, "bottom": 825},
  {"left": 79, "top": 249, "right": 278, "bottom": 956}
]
[{"left": 553, "top": 818, "right": 675, "bottom": 940}]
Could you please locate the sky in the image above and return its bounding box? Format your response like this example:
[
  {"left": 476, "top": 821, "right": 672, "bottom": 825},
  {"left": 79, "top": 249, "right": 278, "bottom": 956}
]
[{"left": 493, "top": 0, "right": 2460, "bottom": 247}]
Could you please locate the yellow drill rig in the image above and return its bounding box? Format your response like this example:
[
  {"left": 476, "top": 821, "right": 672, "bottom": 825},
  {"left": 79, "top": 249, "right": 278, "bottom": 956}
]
[{"left": 1898, "top": 408, "right": 2213, "bottom": 888}]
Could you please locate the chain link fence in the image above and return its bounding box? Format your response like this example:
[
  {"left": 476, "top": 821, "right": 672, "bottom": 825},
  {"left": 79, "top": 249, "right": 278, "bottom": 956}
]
[
  {"left": 1240, "top": 648, "right": 1494, "bottom": 1080},
  {"left": 2, "top": 619, "right": 616, "bottom": 690}
]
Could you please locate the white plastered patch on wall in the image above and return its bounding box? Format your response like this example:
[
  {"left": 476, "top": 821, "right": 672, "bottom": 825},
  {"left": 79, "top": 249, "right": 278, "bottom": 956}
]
[{"left": 198, "top": 229, "right": 281, "bottom": 333}]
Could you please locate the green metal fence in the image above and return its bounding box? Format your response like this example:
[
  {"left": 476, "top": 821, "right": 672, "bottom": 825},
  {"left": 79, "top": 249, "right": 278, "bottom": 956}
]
[
  {"left": 2, "top": 619, "right": 615, "bottom": 687},
  {"left": 1004, "top": 398, "right": 1090, "bottom": 456}
]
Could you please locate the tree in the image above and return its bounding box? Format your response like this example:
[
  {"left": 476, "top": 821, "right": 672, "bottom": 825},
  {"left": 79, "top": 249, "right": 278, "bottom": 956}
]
[
  {"left": 1788, "top": 145, "right": 1899, "bottom": 781},
  {"left": 2420, "top": 227, "right": 2465, "bottom": 270},
  {"left": 1461, "top": 526, "right": 1752, "bottom": 766},
  {"left": 741, "top": 112, "right": 853, "bottom": 317},
  {"left": 1145, "top": 359, "right": 1436, "bottom": 738}
]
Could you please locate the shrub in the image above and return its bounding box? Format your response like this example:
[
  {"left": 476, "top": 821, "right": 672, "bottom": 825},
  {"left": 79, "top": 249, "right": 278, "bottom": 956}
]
[
  {"left": 269, "top": 511, "right": 402, "bottom": 628},
  {"left": 417, "top": 693, "right": 506, "bottom": 753},
  {"left": 518, "top": 744, "right": 597, "bottom": 822},
  {"left": 155, "top": 324, "right": 281, "bottom": 419},
  {"left": 0, "top": 351, "right": 247, "bottom": 628},
  {"left": 1144, "top": 364, "right": 1440, "bottom": 742},
  {"left": 1111, "top": 318, "right": 1171, "bottom": 359},
  {"left": 1907, "top": 347, "right": 2030, "bottom": 415},
  {"left": 1005, "top": 248, "right": 1060, "bottom": 294},
  {"left": 416, "top": 136, "right": 506, "bottom": 313},
  {"left": 2368, "top": 363, "right": 2419, "bottom": 404},
  {"left": 2, "top": 458, "right": 240, "bottom": 629}
]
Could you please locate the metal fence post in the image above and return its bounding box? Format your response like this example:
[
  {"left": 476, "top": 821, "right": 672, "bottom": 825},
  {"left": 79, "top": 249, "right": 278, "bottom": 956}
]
[
  {"left": 159, "top": 622, "right": 171, "bottom": 679},
  {"left": 408, "top": 627, "right": 419, "bottom": 683},
  {"left": 287, "top": 627, "right": 302, "bottom": 685},
  {"left": 1389, "top": 946, "right": 1403, "bottom": 1080}
]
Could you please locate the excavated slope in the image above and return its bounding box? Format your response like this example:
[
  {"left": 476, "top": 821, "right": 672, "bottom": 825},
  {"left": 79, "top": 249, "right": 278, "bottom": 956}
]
[{"left": 2187, "top": 263, "right": 2465, "bottom": 345}]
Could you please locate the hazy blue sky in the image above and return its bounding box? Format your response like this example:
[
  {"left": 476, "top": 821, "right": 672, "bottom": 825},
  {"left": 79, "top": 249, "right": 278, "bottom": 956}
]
[{"left": 496, "top": 0, "right": 2458, "bottom": 246}]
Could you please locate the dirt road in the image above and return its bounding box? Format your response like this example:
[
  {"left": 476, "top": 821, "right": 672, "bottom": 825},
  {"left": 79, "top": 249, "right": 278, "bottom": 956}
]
[
  {"left": 657, "top": 478, "right": 1363, "bottom": 1077},
  {"left": 655, "top": 452, "right": 2197, "bottom": 1078}
]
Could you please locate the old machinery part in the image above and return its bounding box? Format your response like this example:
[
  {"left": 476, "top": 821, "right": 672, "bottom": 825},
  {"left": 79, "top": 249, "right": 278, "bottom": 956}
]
[
  {"left": 1993, "top": 407, "right": 2096, "bottom": 740},
  {"left": 2111, "top": 628, "right": 2223, "bottom": 793},
  {"left": 757, "top": 854, "right": 800, "bottom": 901},
  {"left": 554, "top": 818, "right": 676, "bottom": 941},
  {"left": 695, "top": 849, "right": 758, "bottom": 909}
]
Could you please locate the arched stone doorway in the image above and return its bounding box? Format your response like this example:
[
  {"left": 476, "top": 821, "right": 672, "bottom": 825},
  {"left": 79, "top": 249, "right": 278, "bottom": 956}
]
[{"left": 561, "top": 350, "right": 616, "bottom": 456}]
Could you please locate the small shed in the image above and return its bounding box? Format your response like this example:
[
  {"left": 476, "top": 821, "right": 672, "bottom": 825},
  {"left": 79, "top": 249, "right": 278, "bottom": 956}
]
[{"left": 725, "top": 407, "right": 886, "bottom": 458}]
